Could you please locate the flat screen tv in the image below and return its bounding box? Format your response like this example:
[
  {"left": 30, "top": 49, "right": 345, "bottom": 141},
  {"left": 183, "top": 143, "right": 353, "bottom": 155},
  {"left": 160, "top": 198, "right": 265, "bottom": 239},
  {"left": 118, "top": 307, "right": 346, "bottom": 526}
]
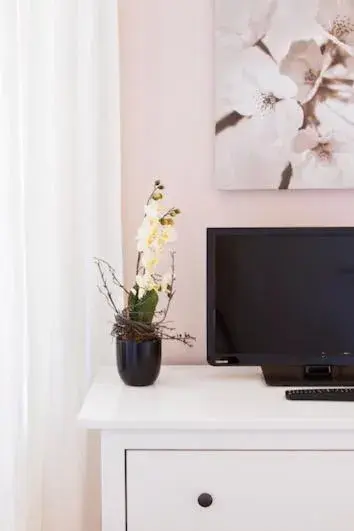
[{"left": 207, "top": 227, "right": 354, "bottom": 386}]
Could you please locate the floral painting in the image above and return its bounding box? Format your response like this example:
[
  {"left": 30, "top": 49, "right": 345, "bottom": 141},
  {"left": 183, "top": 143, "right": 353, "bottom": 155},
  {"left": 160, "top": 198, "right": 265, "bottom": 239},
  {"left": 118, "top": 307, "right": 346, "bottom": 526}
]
[{"left": 215, "top": 0, "right": 354, "bottom": 189}]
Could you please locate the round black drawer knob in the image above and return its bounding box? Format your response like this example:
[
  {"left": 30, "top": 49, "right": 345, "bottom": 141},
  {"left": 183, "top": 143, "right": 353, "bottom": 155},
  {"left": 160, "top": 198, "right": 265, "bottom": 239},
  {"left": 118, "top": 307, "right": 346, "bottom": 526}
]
[{"left": 198, "top": 493, "right": 213, "bottom": 508}]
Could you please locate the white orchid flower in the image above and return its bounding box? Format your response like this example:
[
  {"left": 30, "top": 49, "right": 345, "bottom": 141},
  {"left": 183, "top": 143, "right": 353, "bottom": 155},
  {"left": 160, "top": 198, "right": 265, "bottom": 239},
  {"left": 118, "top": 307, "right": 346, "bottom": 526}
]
[
  {"left": 144, "top": 200, "right": 161, "bottom": 220},
  {"left": 135, "top": 272, "right": 159, "bottom": 299}
]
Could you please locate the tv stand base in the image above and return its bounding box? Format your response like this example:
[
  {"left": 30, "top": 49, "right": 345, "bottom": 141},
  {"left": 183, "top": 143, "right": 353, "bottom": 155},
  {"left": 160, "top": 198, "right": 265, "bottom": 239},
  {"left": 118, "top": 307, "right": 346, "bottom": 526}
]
[{"left": 261, "top": 365, "right": 354, "bottom": 386}]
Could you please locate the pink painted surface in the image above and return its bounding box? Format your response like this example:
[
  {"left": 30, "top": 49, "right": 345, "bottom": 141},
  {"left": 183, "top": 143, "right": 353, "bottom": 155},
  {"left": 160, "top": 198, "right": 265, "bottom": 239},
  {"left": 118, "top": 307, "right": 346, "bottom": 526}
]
[{"left": 119, "top": 0, "right": 354, "bottom": 364}]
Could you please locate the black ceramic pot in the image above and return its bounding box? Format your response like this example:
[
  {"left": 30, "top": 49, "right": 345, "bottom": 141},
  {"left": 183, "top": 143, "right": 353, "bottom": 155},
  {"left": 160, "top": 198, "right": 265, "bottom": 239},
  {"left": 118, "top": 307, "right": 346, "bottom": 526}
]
[{"left": 116, "top": 338, "right": 162, "bottom": 386}]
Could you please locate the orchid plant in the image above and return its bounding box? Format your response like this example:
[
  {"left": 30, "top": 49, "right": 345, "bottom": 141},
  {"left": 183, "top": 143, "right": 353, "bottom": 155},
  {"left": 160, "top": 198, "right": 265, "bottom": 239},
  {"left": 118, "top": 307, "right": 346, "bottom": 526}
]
[{"left": 95, "top": 180, "right": 195, "bottom": 347}]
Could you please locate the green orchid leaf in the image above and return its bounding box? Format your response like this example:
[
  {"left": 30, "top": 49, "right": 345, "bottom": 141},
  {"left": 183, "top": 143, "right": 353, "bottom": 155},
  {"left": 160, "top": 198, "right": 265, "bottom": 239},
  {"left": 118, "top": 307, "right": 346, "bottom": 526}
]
[{"left": 128, "top": 287, "right": 159, "bottom": 324}]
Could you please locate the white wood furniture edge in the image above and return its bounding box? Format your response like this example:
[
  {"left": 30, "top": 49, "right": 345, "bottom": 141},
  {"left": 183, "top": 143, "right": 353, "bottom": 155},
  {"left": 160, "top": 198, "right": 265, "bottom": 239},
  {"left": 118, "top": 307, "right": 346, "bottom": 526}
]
[
  {"left": 79, "top": 365, "right": 354, "bottom": 531},
  {"left": 78, "top": 365, "right": 354, "bottom": 432}
]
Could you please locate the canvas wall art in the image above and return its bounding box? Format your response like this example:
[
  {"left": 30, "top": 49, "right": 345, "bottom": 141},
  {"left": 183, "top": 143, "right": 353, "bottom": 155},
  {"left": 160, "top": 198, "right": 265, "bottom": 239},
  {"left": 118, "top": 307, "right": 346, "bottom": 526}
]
[{"left": 215, "top": 0, "right": 354, "bottom": 189}]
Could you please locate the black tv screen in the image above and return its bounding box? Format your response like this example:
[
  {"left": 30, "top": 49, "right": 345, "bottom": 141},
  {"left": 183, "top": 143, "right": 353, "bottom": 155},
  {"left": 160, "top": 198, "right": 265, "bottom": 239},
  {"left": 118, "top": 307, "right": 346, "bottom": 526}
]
[{"left": 207, "top": 228, "right": 354, "bottom": 366}]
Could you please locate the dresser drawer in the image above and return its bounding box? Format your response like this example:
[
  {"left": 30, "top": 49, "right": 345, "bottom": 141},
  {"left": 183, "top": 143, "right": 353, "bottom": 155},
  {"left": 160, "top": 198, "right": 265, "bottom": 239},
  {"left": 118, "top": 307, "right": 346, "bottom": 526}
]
[{"left": 126, "top": 450, "right": 354, "bottom": 531}]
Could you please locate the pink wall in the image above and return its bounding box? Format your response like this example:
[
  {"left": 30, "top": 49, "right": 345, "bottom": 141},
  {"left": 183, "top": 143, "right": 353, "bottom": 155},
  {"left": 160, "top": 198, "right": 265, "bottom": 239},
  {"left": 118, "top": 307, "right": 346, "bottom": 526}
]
[{"left": 119, "top": 0, "right": 354, "bottom": 364}]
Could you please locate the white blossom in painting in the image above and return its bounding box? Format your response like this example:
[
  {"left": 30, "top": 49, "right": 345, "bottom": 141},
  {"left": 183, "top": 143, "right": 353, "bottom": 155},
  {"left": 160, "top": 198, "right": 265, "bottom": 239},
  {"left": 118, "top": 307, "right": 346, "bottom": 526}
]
[
  {"left": 279, "top": 40, "right": 331, "bottom": 103},
  {"left": 317, "top": 0, "right": 354, "bottom": 54},
  {"left": 215, "top": 0, "right": 277, "bottom": 116},
  {"left": 215, "top": 0, "right": 354, "bottom": 189},
  {"left": 225, "top": 47, "right": 303, "bottom": 134},
  {"left": 290, "top": 125, "right": 354, "bottom": 188}
]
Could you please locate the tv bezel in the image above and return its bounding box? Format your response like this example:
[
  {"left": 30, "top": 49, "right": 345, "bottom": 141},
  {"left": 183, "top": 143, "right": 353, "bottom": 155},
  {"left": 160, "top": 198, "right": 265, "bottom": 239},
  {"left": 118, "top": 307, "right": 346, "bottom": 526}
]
[{"left": 207, "top": 226, "right": 354, "bottom": 367}]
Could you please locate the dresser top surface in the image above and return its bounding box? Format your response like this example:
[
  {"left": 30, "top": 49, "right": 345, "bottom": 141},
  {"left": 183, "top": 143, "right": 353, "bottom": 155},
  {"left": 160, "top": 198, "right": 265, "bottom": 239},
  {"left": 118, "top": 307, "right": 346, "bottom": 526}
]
[{"left": 78, "top": 366, "right": 354, "bottom": 431}]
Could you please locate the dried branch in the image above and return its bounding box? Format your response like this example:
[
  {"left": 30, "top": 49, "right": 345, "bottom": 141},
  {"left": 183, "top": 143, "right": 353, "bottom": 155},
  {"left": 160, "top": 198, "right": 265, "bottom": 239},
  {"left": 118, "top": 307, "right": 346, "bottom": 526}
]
[
  {"left": 157, "top": 329, "right": 196, "bottom": 347},
  {"left": 157, "top": 251, "right": 176, "bottom": 324},
  {"left": 97, "top": 285, "right": 117, "bottom": 313},
  {"left": 95, "top": 255, "right": 196, "bottom": 346},
  {"left": 95, "top": 257, "right": 130, "bottom": 296},
  {"left": 94, "top": 258, "right": 120, "bottom": 315},
  {"left": 111, "top": 309, "right": 195, "bottom": 347}
]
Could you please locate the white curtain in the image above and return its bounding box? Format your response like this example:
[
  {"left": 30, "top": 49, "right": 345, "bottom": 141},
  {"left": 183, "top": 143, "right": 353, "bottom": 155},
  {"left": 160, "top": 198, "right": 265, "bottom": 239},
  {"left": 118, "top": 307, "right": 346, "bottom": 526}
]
[{"left": 0, "top": 1, "right": 122, "bottom": 530}]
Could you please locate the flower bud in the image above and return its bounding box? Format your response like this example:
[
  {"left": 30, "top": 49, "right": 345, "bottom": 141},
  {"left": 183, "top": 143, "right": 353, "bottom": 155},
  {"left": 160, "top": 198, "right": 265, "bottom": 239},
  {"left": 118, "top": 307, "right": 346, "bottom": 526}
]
[{"left": 152, "top": 192, "right": 163, "bottom": 201}]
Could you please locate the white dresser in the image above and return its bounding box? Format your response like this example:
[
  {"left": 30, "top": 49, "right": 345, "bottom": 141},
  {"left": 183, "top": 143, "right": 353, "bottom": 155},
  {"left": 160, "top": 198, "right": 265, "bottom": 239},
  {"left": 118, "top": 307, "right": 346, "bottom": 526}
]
[{"left": 78, "top": 366, "right": 354, "bottom": 531}]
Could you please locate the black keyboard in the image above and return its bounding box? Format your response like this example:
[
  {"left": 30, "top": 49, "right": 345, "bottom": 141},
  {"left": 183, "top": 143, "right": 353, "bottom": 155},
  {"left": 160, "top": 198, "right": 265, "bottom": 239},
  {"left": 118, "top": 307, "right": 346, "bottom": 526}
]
[{"left": 285, "top": 388, "right": 354, "bottom": 401}]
